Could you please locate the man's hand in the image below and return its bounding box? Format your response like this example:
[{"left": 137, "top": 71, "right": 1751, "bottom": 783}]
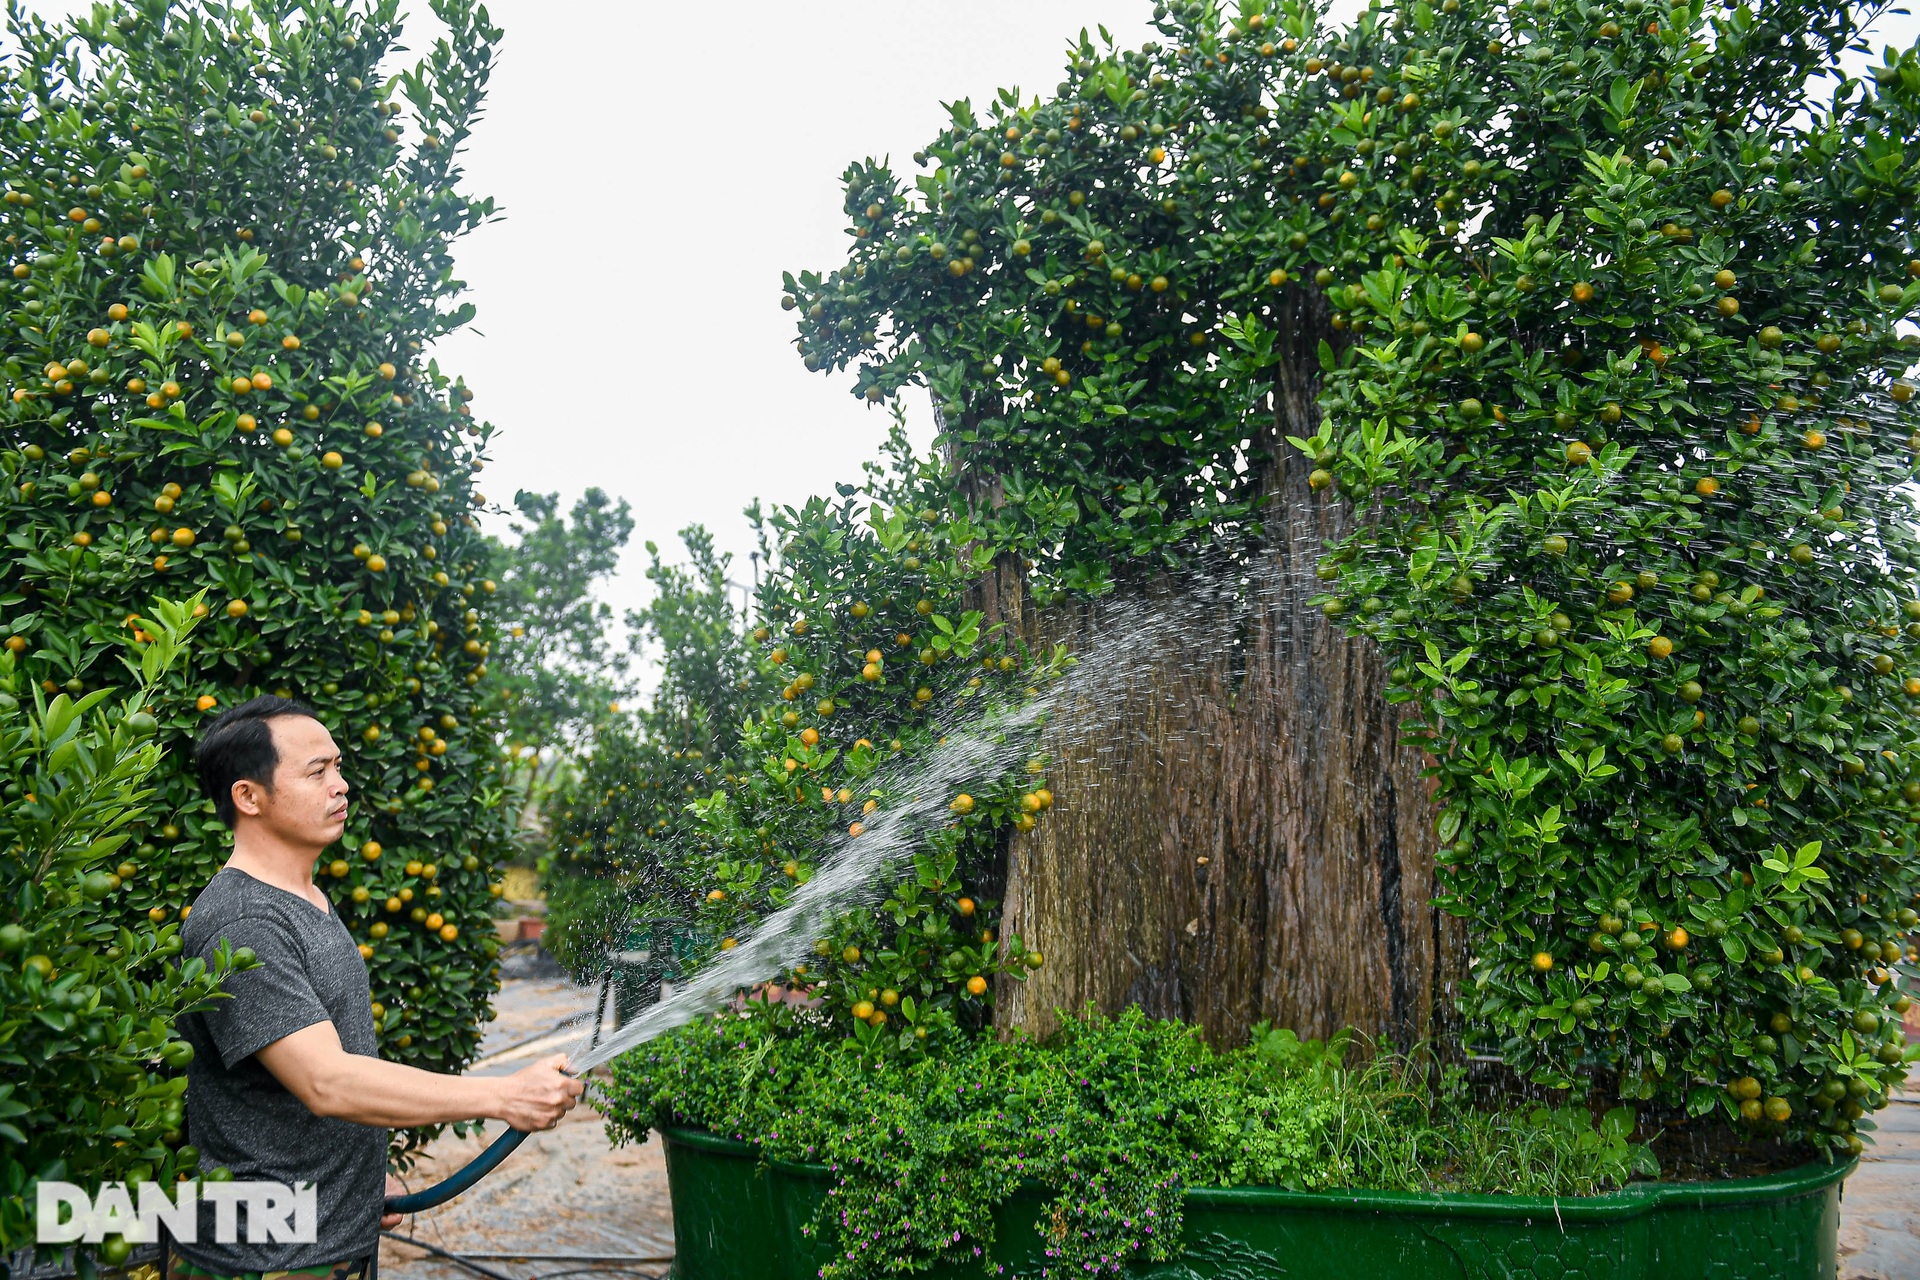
[
  {"left": 381, "top": 1175, "right": 405, "bottom": 1229},
  {"left": 495, "top": 1054, "right": 584, "bottom": 1132}
]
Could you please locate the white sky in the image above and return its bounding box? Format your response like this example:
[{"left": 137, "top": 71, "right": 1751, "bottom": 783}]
[
  {"left": 16, "top": 1, "right": 1920, "bottom": 688},
  {"left": 427, "top": 0, "right": 1196, "bottom": 639}
]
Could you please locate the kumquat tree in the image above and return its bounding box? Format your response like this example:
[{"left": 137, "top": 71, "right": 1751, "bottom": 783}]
[
  {"left": 0, "top": 0, "right": 515, "bottom": 1220},
  {"left": 586, "top": 9, "right": 1920, "bottom": 1271},
  {"left": 767, "top": 0, "right": 1920, "bottom": 1154},
  {"left": 546, "top": 432, "right": 1059, "bottom": 1043}
]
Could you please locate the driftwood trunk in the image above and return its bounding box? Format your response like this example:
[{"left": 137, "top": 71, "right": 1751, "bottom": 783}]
[{"left": 971, "top": 291, "right": 1463, "bottom": 1050}]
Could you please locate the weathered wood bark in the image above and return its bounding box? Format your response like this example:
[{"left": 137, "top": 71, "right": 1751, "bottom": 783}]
[{"left": 974, "top": 291, "right": 1465, "bottom": 1050}]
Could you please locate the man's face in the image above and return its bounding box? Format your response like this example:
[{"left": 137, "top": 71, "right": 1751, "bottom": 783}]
[{"left": 233, "top": 715, "right": 350, "bottom": 848}]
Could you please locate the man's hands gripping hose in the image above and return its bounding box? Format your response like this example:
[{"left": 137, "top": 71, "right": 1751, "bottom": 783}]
[{"left": 497, "top": 1054, "right": 585, "bottom": 1131}]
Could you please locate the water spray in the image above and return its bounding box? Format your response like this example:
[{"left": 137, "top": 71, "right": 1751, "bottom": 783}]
[{"left": 383, "top": 554, "right": 1300, "bottom": 1213}]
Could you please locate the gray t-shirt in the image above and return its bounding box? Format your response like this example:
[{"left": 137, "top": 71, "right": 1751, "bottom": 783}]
[{"left": 176, "top": 868, "right": 385, "bottom": 1272}]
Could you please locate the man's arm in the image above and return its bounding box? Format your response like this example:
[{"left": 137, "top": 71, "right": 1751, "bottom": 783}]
[{"left": 254, "top": 1022, "right": 583, "bottom": 1130}]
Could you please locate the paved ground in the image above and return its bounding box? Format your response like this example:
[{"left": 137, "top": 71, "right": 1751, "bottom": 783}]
[
  {"left": 1838, "top": 1080, "right": 1920, "bottom": 1280},
  {"left": 380, "top": 955, "right": 1918, "bottom": 1280}
]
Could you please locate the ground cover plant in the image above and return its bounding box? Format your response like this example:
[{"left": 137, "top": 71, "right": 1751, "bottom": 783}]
[
  {"left": 605, "top": 1009, "right": 1656, "bottom": 1279},
  {"left": 0, "top": 0, "right": 516, "bottom": 1212}
]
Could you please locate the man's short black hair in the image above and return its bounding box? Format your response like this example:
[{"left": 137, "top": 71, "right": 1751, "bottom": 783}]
[{"left": 195, "top": 695, "right": 323, "bottom": 826}]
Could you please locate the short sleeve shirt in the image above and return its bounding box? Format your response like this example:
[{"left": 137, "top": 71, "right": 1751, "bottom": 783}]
[{"left": 176, "top": 868, "right": 386, "bottom": 1272}]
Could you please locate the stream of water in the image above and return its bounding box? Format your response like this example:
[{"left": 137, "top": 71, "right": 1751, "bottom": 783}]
[{"left": 551, "top": 549, "right": 1292, "bottom": 1074}]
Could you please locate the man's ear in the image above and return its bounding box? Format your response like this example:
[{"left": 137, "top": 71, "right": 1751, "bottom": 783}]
[{"left": 230, "top": 777, "right": 269, "bottom": 819}]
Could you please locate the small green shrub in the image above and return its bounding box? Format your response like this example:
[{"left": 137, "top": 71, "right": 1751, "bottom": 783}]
[
  {"left": 0, "top": 594, "right": 259, "bottom": 1258},
  {"left": 604, "top": 1010, "right": 1658, "bottom": 1280}
]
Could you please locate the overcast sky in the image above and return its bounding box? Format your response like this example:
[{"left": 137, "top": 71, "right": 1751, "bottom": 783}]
[
  {"left": 17, "top": 1, "right": 1920, "bottom": 689},
  {"left": 425, "top": 0, "right": 1192, "bottom": 646}
]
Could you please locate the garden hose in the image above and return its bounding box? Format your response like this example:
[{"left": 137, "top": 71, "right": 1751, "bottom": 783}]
[
  {"left": 384, "top": 1063, "right": 582, "bottom": 1215},
  {"left": 389, "top": 961, "right": 633, "bottom": 1215},
  {"left": 384, "top": 1126, "right": 532, "bottom": 1215}
]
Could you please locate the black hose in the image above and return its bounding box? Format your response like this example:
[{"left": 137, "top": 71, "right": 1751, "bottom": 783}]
[
  {"left": 378, "top": 1230, "right": 521, "bottom": 1280},
  {"left": 384, "top": 1126, "right": 533, "bottom": 1215},
  {"left": 387, "top": 991, "right": 605, "bottom": 1217}
]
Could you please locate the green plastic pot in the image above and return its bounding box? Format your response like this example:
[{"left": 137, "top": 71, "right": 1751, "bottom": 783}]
[{"left": 659, "top": 1125, "right": 1852, "bottom": 1279}]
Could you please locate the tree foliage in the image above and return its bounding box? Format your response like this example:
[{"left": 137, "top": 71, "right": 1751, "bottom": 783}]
[
  {"left": 538, "top": 521, "right": 747, "bottom": 976},
  {"left": 763, "top": 0, "right": 1920, "bottom": 1153},
  {"left": 632, "top": 523, "right": 752, "bottom": 760},
  {"left": 0, "top": 596, "right": 259, "bottom": 1258},
  {"left": 490, "top": 485, "right": 635, "bottom": 769},
  {"left": 543, "top": 429, "right": 1060, "bottom": 1047},
  {"left": 0, "top": 0, "right": 514, "bottom": 1174}
]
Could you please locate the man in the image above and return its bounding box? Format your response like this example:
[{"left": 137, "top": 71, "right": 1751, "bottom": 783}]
[{"left": 174, "top": 696, "right": 583, "bottom": 1280}]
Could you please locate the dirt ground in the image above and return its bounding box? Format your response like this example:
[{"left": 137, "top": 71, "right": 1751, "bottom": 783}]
[
  {"left": 377, "top": 955, "right": 1918, "bottom": 1280},
  {"left": 378, "top": 951, "right": 672, "bottom": 1280}
]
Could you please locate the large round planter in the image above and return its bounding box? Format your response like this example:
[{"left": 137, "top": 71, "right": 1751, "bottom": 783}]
[{"left": 659, "top": 1125, "right": 1851, "bottom": 1279}]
